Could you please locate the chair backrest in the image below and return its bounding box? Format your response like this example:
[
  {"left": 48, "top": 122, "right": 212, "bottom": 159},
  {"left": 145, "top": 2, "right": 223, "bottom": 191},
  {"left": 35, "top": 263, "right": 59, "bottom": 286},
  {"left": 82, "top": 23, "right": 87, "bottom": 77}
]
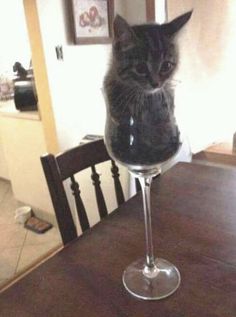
[{"left": 41, "top": 138, "right": 125, "bottom": 245}]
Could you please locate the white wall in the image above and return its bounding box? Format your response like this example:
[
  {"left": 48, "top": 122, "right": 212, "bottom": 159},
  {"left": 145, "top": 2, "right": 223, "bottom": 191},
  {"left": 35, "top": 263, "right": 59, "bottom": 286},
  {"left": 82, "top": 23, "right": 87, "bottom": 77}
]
[
  {"left": 168, "top": 0, "right": 236, "bottom": 153},
  {"left": 0, "top": 0, "right": 31, "bottom": 75},
  {"left": 0, "top": 128, "right": 9, "bottom": 180},
  {"left": 155, "top": 0, "right": 167, "bottom": 23}
]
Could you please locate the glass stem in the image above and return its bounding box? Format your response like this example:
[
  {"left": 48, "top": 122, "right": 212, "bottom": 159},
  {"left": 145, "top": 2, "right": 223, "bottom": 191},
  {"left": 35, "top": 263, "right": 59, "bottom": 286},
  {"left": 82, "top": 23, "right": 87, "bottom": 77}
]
[{"left": 139, "top": 175, "right": 155, "bottom": 269}]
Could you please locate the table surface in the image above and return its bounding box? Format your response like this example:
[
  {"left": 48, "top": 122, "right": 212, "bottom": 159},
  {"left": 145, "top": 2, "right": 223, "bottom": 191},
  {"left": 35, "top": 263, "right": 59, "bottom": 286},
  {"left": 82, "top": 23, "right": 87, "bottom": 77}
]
[{"left": 1, "top": 162, "right": 236, "bottom": 317}]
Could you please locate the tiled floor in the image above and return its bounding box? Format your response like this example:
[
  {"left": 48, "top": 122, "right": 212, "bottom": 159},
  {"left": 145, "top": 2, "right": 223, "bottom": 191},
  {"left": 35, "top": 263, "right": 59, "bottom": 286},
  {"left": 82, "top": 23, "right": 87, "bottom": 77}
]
[{"left": 0, "top": 178, "right": 62, "bottom": 289}]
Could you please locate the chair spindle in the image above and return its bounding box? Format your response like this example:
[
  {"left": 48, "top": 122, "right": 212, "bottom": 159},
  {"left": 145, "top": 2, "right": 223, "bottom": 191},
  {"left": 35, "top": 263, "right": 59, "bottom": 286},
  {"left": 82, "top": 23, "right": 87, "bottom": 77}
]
[
  {"left": 91, "top": 165, "right": 108, "bottom": 219},
  {"left": 70, "top": 175, "right": 90, "bottom": 232},
  {"left": 111, "top": 160, "right": 125, "bottom": 206}
]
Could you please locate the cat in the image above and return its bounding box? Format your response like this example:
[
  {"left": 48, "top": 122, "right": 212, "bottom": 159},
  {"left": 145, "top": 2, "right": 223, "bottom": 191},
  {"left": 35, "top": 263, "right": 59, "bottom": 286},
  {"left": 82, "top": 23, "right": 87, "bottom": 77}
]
[{"left": 103, "top": 12, "right": 192, "bottom": 167}]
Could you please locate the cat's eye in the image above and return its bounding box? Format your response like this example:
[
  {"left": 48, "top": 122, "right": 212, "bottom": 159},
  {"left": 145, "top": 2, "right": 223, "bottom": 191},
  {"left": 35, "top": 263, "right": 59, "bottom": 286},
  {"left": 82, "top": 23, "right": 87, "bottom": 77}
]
[
  {"left": 160, "top": 61, "right": 174, "bottom": 74},
  {"left": 135, "top": 63, "right": 148, "bottom": 75}
]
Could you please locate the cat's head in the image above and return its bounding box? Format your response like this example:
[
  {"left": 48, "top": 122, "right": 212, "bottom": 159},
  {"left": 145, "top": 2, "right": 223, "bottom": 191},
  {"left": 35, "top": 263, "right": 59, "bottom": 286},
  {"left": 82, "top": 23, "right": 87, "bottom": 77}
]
[{"left": 112, "top": 11, "right": 192, "bottom": 93}]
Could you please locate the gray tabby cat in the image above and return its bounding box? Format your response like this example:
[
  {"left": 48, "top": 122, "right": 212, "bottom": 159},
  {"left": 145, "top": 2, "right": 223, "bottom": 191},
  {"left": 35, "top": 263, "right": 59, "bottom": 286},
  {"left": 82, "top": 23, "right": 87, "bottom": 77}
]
[{"left": 104, "top": 12, "right": 192, "bottom": 166}]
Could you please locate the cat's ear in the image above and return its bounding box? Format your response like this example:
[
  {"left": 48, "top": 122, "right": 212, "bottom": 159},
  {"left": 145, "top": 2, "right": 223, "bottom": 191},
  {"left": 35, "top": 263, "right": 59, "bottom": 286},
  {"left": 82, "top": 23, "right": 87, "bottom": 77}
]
[
  {"left": 162, "top": 10, "right": 193, "bottom": 37},
  {"left": 113, "top": 15, "right": 137, "bottom": 51}
]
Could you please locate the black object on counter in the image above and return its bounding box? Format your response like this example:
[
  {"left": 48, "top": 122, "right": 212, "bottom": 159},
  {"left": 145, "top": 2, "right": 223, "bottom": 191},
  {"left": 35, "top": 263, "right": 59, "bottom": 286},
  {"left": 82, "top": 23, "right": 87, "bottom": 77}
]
[{"left": 13, "top": 77, "right": 38, "bottom": 111}]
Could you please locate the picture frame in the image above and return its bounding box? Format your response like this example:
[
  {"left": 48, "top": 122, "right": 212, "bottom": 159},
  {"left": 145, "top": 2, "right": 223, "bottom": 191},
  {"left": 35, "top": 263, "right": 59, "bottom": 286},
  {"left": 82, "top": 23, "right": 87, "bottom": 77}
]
[{"left": 71, "top": 0, "right": 114, "bottom": 45}]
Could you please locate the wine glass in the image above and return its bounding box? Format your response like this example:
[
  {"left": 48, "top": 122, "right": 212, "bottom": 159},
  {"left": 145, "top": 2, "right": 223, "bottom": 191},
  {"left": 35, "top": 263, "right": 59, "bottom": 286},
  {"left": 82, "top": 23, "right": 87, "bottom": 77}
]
[{"left": 104, "top": 94, "right": 181, "bottom": 300}]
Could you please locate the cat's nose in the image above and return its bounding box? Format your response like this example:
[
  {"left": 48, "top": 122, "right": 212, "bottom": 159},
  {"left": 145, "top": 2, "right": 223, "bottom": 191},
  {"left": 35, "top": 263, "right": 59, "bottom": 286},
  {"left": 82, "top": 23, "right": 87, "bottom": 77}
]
[
  {"left": 152, "top": 81, "right": 161, "bottom": 88},
  {"left": 151, "top": 76, "right": 162, "bottom": 88}
]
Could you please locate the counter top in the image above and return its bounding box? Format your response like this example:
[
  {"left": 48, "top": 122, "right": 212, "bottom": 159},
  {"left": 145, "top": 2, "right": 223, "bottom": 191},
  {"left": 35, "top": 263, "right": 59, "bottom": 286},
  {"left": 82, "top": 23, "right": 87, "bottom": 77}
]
[{"left": 0, "top": 100, "right": 40, "bottom": 121}]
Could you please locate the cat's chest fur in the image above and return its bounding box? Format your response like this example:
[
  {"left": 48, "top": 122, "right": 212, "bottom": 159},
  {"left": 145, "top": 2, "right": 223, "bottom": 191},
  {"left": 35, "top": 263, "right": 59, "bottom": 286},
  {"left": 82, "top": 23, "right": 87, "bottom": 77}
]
[{"left": 106, "top": 77, "right": 174, "bottom": 124}]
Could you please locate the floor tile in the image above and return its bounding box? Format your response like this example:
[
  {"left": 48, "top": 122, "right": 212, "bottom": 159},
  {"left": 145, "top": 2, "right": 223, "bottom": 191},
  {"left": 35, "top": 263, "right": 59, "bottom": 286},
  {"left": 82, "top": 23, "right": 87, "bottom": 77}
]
[
  {"left": 0, "top": 187, "right": 24, "bottom": 225},
  {"left": 0, "top": 180, "right": 10, "bottom": 204},
  {"left": 0, "top": 214, "right": 15, "bottom": 225},
  {"left": 24, "top": 227, "right": 62, "bottom": 246},
  {"left": 0, "top": 224, "right": 26, "bottom": 250},
  {"left": 16, "top": 241, "right": 61, "bottom": 273},
  {"left": 0, "top": 180, "right": 61, "bottom": 282},
  {"left": 0, "top": 247, "right": 22, "bottom": 280}
]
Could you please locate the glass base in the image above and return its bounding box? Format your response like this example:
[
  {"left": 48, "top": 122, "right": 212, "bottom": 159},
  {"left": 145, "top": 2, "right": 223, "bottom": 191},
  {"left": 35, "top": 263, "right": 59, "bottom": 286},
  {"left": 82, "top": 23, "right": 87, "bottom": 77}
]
[{"left": 122, "top": 258, "right": 180, "bottom": 300}]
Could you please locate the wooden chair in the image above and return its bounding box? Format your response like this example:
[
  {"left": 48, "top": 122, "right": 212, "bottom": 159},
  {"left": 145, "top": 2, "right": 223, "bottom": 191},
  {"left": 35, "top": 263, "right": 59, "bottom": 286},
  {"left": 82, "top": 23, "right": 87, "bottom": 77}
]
[{"left": 41, "top": 138, "right": 125, "bottom": 245}]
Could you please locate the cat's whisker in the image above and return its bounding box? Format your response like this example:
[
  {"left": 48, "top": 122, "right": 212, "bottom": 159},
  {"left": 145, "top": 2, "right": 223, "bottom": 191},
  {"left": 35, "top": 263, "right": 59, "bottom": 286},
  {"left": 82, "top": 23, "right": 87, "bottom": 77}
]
[
  {"left": 171, "top": 78, "right": 182, "bottom": 83},
  {"left": 168, "top": 79, "right": 182, "bottom": 89},
  {"left": 116, "top": 86, "right": 139, "bottom": 117}
]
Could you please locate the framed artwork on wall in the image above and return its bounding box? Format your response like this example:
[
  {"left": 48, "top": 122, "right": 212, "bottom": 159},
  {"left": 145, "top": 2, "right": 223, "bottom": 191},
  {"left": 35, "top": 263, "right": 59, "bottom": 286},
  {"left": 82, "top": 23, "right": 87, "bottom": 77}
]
[{"left": 71, "top": 0, "right": 114, "bottom": 45}]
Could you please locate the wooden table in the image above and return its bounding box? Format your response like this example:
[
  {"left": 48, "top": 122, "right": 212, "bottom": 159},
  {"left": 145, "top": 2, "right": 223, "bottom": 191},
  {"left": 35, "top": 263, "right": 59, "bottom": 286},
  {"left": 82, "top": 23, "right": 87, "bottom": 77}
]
[{"left": 1, "top": 162, "right": 236, "bottom": 316}]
